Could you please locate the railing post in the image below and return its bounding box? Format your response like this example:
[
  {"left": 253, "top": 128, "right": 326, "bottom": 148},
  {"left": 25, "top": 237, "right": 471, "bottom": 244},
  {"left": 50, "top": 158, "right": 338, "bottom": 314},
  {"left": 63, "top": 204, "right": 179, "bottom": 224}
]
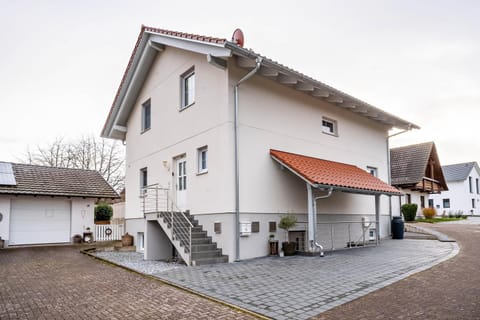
[
  {"left": 330, "top": 224, "right": 334, "bottom": 250},
  {"left": 155, "top": 186, "right": 158, "bottom": 213}
]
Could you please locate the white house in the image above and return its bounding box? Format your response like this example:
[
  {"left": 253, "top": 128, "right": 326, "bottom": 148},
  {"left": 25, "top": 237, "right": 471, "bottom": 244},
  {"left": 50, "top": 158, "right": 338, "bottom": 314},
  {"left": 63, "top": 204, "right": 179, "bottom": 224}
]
[
  {"left": 430, "top": 162, "right": 480, "bottom": 216},
  {"left": 101, "top": 26, "right": 417, "bottom": 265},
  {"left": 0, "top": 162, "right": 118, "bottom": 247},
  {"left": 390, "top": 142, "right": 448, "bottom": 216}
]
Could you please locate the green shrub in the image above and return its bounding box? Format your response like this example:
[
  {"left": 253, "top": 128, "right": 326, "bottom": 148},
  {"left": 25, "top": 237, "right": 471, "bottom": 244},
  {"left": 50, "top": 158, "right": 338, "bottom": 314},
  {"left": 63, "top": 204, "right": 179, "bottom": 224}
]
[
  {"left": 422, "top": 207, "right": 436, "bottom": 219},
  {"left": 401, "top": 203, "right": 418, "bottom": 222},
  {"left": 95, "top": 203, "right": 113, "bottom": 221},
  {"left": 279, "top": 215, "right": 297, "bottom": 243}
]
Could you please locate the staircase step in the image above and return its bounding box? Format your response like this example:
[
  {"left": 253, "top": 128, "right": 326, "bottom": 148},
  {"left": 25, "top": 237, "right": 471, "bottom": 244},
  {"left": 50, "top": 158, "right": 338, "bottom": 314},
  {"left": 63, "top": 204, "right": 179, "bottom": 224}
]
[
  {"left": 191, "top": 231, "right": 208, "bottom": 239},
  {"left": 191, "top": 237, "right": 212, "bottom": 245},
  {"left": 191, "top": 243, "right": 218, "bottom": 252},
  {"left": 192, "top": 249, "right": 223, "bottom": 259},
  {"left": 193, "top": 255, "right": 229, "bottom": 266}
]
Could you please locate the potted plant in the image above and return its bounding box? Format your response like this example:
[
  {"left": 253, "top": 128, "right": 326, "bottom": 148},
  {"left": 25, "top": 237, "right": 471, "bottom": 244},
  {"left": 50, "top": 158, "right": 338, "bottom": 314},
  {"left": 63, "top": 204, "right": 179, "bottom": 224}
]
[
  {"left": 278, "top": 215, "right": 297, "bottom": 256},
  {"left": 95, "top": 202, "right": 113, "bottom": 224}
]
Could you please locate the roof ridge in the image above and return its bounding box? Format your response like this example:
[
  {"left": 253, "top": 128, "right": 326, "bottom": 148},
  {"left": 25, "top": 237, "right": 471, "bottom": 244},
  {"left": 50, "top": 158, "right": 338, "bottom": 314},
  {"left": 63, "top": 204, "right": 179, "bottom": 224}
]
[{"left": 11, "top": 162, "right": 102, "bottom": 173}]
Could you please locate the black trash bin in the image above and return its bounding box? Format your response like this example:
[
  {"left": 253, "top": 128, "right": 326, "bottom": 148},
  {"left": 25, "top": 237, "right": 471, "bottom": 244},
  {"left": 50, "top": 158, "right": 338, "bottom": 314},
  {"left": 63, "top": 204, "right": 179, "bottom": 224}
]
[{"left": 391, "top": 216, "right": 404, "bottom": 239}]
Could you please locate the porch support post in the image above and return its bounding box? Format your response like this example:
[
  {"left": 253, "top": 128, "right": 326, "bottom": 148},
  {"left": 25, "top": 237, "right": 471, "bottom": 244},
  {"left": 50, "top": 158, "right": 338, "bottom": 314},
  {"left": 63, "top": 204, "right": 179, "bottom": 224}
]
[
  {"left": 375, "top": 194, "right": 381, "bottom": 243},
  {"left": 307, "top": 183, "right": 315, "bottom": 252},
  {"left": 388, "top": 195, "right": 392, "bottom": 236}
]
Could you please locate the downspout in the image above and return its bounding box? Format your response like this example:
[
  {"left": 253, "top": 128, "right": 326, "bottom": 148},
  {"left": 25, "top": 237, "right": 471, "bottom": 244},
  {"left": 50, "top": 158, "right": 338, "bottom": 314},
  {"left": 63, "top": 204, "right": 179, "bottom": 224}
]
[
  {"left": 387, "top": 126, "right": 412, "bottom": 234},
  {"left": 312, "top": 187, "right": 333, "bottom": 257},
  {"left": 234, "top": 57, "right": 263, "bottom": 261}
]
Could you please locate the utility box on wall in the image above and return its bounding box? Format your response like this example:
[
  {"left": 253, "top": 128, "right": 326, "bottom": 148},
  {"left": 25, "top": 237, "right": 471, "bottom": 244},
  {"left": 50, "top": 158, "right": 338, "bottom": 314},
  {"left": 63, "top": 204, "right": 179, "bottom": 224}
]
[{"left": 240, "top": 221, "right": 251, "bottom": 236}]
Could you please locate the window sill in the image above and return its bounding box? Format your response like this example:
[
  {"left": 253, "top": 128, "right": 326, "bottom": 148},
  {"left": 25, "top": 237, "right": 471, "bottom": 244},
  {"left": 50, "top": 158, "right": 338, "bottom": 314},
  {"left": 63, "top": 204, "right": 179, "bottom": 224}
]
[
  {"left": 179, "top": 102, "right": 195, "bottom": 112},
  {"left": 196, "top": 170, "right": 208, "bottom": 176},
  {"left": 141, "top": 128, "right": 151, "bottom": 134},
  {"left": 322, "top": 131, "right": 339, "bottom": 137}
]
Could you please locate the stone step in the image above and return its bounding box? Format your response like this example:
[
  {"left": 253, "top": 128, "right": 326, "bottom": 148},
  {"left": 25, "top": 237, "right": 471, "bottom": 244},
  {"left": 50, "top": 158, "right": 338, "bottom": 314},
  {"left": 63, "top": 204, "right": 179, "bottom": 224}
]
[
  {"left": 192, "top": 249, "right": 223, "bottom": 259},
  {"left": 193, "top": 255, "right": 229, "bottom": 266},
  {"left": 191, "top": 231, "right": 208, "bottom": 239},
  {"left": 191, "top": 243, "right": 218, "bottom": 252},
  {"left": 191, "top": 237, "right": 212, "bottom": 245}
]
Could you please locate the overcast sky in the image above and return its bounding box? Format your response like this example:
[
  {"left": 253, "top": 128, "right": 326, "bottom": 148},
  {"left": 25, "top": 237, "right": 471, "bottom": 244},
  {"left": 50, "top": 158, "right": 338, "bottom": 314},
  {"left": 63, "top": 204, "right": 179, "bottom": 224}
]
[{"left": 1, "top": 0, "right": 479, "bottom": 166}]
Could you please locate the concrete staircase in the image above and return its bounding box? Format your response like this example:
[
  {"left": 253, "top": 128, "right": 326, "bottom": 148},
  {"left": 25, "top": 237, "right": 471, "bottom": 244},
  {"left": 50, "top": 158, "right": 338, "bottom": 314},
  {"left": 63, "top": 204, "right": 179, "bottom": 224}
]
[{"left": 157, "top": 210, "right": 228, "bottom": 266}]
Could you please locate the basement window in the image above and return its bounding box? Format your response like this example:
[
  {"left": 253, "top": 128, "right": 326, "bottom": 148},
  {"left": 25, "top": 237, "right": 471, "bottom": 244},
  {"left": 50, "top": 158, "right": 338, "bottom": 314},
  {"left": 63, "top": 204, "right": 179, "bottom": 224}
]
[{"left": 322, "top": 117, "right": 338, "bottom": 136}]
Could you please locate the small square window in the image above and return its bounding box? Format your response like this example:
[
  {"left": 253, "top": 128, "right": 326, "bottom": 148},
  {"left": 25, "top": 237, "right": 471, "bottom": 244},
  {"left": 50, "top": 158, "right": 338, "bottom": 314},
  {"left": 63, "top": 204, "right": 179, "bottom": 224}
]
[
  {"left": 214, "top": 222, "right": 221, "bottom": 234},
  {"left": 197, "top": 146, "right": 208, "bottom": 174},
  {"left": 367, "top": 166, "right": 377, "bottom": 177},
  {"left": 180, "top": 67, "right": 195, "bottom": 109},
  {"left": 141, "top": 99, "right": 151, "bottom": 132},
  {"left": 322, "top": 117, "right": 338, "bottom": 136},
  {"left": 251, "top": 221, "right": 260, "bottom": 233},
  {"left": 443, "top": 198, "right": 450, "bottom": 208},
  {"left": 140, "top": 167, "right": 148, "bottom": 189}
]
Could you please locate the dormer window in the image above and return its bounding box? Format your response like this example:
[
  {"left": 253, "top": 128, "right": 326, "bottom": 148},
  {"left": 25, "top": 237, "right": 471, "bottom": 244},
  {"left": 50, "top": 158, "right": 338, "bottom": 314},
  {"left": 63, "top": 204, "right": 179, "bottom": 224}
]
[
  {"left": 180, "top": 67, "right": 195, "bottom": 109},
  {"left": 322, "top": 117, "right": 338, "bottom": 136}
]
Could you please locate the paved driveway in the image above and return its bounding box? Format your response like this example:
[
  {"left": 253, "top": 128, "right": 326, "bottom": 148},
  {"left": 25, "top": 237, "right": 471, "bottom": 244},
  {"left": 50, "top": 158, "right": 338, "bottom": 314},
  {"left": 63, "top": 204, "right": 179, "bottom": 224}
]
[
  {"left": 0, "top": 246, "right": 254, "bottom": 320},
  {"left": 156, "top": 239, "right": 456, "bottom": 319},
  {"left": 315, "top": 222, "right": 480, "bottom": 319}
]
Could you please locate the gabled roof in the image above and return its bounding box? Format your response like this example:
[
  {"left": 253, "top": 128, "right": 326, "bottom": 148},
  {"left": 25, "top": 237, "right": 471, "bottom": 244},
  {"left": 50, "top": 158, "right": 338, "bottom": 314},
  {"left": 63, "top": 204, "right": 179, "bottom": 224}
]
[
  {"left": 270, "top": 149, "right": 400, "bottom": 195},
  {"left": 442, "top": 162, "right": 480, "bottom": 182},
  {"left": 390, "top": 142, "right": 447, "bottom": 190},
  {"left": 102, "top": 26, "right": 419, "bottom": 140},
  {"left": 0, "top": 162, "right": 119, "bottom": 199}
]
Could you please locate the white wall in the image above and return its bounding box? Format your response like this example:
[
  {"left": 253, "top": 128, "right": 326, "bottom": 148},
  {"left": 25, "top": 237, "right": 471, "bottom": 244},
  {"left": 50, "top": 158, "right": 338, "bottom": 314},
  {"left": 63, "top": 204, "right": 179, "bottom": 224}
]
[
  {"left": 71, "top": 198, "right": 95, "bottom": 238},
  {"left": 124, "top": 46, "right": 231, "bottom": 219},
  {"left": 430, "top": 168, "right": 480, "bottom": 215}
]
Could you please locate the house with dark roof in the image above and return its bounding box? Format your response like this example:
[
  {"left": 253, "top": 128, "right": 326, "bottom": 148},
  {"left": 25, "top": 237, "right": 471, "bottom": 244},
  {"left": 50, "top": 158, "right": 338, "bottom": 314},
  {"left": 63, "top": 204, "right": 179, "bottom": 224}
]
[
  {"left": 390, "top": 142, "right": 448, "bottom": 216},
  {"left": 101, "top": 26, "right": 417, "bottom": 265},
  {"left": 430, "top": 162, "right": 480, "bottom": 216},
  {"left": 0, "top": 162, "right": 118, "bottom": 246}
]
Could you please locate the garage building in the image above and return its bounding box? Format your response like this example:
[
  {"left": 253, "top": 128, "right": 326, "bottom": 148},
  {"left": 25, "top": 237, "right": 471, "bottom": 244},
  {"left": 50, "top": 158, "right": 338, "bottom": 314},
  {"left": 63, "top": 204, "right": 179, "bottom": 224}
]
[{"left": 0, "top": 162, "right": 118, "bottom": 246}]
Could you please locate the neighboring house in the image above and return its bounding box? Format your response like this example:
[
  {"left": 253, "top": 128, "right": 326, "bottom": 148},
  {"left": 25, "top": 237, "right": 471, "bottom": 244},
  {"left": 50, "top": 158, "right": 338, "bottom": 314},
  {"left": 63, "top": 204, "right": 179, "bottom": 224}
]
[
  {"left": 0, "top": 162, "right": 118, "bottom": 247},
  {"left": 101, "top": 26, "right": 417, "bottom": 265},
  {"left": 430, "top": 162, "right": 480, "bottom": 216},
  {"left": 390, "top": 142, "right": 448, "bottom": 216}
]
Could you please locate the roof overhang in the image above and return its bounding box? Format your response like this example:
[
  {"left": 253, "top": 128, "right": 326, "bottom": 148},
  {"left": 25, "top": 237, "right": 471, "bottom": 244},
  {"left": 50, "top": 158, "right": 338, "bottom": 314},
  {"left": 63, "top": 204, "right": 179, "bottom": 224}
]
[
  {"left": 271, "top": 149, "right": 401, "bottom": 196},
  {"left": 225, "top": 42, "right": 419, "bottom": 131},
  {"left": 102, "top": 29, "right": 231, "bottom": 140}
]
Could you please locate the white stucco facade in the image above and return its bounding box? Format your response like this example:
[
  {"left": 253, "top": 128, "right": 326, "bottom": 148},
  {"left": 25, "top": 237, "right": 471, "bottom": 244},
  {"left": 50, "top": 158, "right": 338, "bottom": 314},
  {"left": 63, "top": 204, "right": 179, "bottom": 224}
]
[{"left": 430, "top": 167, "right": 480, "bottom": 216}]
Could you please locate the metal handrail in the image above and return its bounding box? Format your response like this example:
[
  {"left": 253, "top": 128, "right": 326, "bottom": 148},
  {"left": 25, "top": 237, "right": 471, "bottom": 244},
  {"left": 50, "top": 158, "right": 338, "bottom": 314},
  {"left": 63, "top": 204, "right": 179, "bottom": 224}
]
[
  {"left": 296, "top": 220, "right": 378, "bottom": 252},
  {"left": 140, "top": 183, "right": 193, "bottom": 263}
]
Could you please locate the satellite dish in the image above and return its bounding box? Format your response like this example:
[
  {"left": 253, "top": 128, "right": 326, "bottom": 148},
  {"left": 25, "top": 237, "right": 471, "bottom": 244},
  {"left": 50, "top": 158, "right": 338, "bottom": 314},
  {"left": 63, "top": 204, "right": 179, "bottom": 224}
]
[{"left": 232, "top": 28, "right": 244, "bottom": 47}]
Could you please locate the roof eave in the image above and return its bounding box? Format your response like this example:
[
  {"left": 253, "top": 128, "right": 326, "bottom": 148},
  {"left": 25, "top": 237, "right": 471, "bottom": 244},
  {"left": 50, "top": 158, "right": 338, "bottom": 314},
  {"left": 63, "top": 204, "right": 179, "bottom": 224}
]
[
  {"left": 225, "top": 42, "right": 419, "bottom": 131},
  {"left": 102, "top": 31, "right": 231, "bottom": 140}
]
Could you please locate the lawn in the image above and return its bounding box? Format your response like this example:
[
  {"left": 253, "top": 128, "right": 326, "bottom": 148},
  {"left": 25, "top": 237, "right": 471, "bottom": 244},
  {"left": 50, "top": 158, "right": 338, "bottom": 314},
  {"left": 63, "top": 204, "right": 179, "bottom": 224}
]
[{"left": 414, "top": 217, "right": 468, "bottom": 223}]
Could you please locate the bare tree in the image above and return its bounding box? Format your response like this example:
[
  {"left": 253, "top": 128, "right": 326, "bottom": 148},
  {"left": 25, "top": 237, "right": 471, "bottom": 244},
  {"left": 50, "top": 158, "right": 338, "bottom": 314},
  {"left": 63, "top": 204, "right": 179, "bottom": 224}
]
[{"left": 22, "top": 135, "right": 125, "bottom": 191}]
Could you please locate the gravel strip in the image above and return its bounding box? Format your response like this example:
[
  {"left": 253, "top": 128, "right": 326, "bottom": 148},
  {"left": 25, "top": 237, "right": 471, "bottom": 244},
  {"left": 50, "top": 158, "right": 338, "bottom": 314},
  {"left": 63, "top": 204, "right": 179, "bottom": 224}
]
[{"left": 94, "top": 251, "right": 186, "bottom": 274}]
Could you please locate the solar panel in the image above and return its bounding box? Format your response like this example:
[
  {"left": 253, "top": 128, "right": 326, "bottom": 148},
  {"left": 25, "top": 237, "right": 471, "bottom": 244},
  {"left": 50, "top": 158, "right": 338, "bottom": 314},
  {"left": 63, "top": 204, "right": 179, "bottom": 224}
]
[{"left": 0, "top": 162, "right": 17, "bottom": 186}]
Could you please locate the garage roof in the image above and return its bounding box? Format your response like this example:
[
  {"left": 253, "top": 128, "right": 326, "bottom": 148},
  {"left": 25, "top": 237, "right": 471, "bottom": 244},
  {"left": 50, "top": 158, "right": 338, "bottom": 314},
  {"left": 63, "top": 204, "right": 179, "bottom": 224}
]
[
  {"left": 0, "top": 162, "right": 119, "bottom": 199},
  {"left": 270, "top": 149, "right": 401, "bottom": 195}
]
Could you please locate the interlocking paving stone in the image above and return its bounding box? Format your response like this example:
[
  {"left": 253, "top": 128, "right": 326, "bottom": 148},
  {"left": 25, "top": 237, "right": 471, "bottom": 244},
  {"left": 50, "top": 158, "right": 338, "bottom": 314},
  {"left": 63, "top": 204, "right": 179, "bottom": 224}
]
[{"left": 154, "top": 238, "right": 457, "bottom": 319}]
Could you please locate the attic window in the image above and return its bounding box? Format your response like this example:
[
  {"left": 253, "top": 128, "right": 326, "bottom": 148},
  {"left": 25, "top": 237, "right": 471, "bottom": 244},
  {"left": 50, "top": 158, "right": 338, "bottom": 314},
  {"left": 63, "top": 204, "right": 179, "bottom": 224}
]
[
  {"left": 180, "top": 67, "right": 195, "bottom": 109},
  {"left": 322, "top": 117, "right": 338, "bottom": 136}
]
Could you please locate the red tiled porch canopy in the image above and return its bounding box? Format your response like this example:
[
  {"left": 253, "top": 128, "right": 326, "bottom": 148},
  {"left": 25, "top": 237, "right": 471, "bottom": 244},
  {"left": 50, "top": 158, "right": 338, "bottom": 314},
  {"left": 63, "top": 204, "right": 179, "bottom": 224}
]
[{"left": 270, "top": 149, "right": 401, "bottom": 196}]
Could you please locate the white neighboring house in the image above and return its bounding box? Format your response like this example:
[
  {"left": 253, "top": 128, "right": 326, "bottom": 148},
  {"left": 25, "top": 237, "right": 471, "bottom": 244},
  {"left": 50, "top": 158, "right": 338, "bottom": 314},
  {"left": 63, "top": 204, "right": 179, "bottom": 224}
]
[
  {"left": 430, "top": 162, "right": 480, "bottom": 216},
  {"left": 390, "top": 142, "right": 448, "bottom": 216},
  {"left": 0, "top": 162, "right": 119, "bottom": 247},
  {"left": 101, "top": 26, "right": 418, "bottom": 265}
]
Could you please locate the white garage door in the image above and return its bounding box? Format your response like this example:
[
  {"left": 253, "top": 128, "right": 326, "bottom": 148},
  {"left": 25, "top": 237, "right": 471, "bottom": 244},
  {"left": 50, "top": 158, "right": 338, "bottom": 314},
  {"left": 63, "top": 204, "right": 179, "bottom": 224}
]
[{"left": 10, "top": 199, "right": 71, "bottom": 245}]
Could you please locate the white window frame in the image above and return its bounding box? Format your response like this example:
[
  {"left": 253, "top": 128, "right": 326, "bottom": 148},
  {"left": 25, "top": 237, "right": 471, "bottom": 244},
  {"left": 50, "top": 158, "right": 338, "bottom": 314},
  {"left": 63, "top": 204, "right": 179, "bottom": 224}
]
[
  {"left": 443, "top": 198, "right": 450, "bottom": 208},
  {"left": 197, "top": 146, "right": 208, "bottom": 174},
  {"left": 141, "top": 99, "right": 151, "bottom": 132},
  {"left": 367, "top": 166, "right": 378, "bottom": 177},
  {"left": 322, "top": 117, "right": 338, "bottom": 136},
  {"left": 180, "top": 67, "right": 195, "bottom": 109}
]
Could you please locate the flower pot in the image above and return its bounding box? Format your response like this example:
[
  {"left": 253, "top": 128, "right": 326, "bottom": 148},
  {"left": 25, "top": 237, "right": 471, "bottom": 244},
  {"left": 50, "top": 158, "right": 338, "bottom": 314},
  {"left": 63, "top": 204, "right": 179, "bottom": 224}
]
[
  {"left": 122, "top": 233, "right": 133, "bottom": 247},
  {"left": 282, "top": 242, "right": 296, "bottom": 256}
]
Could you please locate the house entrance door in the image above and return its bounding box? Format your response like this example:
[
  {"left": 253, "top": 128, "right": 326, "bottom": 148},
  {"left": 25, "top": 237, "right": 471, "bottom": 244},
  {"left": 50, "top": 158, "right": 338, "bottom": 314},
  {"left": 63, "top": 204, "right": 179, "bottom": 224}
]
[{"left": 175, "top": 155, "right": 187, "bottom": 211}]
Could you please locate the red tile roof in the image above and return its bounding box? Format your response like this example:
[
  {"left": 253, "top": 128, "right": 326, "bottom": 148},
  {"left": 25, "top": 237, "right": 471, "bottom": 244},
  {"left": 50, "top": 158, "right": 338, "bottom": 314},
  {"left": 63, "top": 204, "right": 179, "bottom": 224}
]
[{"left": 270, "top": 149, "right": 400, "bottom": 195}]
